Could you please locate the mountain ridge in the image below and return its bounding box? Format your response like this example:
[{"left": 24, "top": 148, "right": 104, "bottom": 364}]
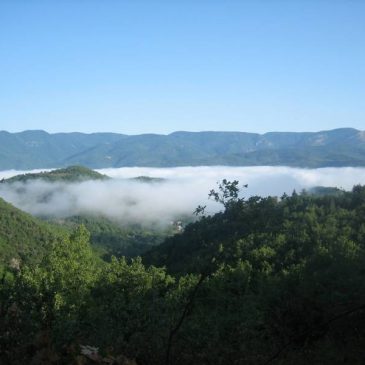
[{"left": 1, "top": 128, "right": 364, "bottom": 169}]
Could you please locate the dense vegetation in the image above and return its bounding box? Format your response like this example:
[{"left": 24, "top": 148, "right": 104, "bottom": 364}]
[
  {"left": 1, "top": 183, "right": 365, "bottom": 364},
  {"left": 1, "top": 166, "right": 172, "bottom": 260},
  {"left": 53, "top": 215, "right": 170, "bottom": 259},
  {"left": 0, "top": 198, "right": 64, "bottom": 267},
  {"left": 1, "top": 128, "right": 365, "bottom": 169},
  {"left": 1, "top": 165, "right": 108, "bottom": 184}
]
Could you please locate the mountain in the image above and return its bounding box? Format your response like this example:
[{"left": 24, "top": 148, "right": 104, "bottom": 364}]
[
  {"left": 1, "top": 128, "right": 365, "bottom": 169},
  {"left": 0, "top": 130, "right": 125, "bottom": 170},
  {"left": 1, "top": 165, "right": 109, "bottom": 184}
]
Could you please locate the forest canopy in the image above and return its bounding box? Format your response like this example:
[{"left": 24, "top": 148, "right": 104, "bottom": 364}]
[{"left": 1, "top": 183, "right": 365, "bottom": 364}]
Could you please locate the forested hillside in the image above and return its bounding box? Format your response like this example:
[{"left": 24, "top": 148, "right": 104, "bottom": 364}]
[
  {"left": 53, "top": 215, "right": 170, "bottom": 259},
  {"left": 0, "top": 167, "right": 175, "bottom": 260},
  {"left": 1, "top": 184, "right": 365, "bottom": 364},
  {"left": 1, "top": 165, "right": 108, "bottom": 184},
  {"left": 0, "top": 198, "right": 64, "bottom": 267},
  {"left": 1, "top": 128, "right": 365, "bottom": 169},
  {"left": 0, "top": 130, "right": 124, "bottom": 170}
]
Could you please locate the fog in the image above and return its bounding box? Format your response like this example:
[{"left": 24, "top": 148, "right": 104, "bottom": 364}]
[{"left": 1, "top": 166, "right": 365, "bottom": 225}]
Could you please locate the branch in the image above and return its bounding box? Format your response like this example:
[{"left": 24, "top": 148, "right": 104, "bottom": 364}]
[
  {"left": 165, "top": 249, "right": 224, "bottom": 365},
  {"left": 165, "top": 272, "right": 207, "bottom": 365}
]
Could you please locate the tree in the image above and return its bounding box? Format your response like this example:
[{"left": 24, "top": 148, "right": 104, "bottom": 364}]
[{"left": 208, "top": 179, "right": 247, "bottom": 209}]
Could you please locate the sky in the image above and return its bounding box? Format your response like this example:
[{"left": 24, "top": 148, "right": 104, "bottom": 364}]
[{"left": 0, "top": 0, "right": 364, "bottom": 135}]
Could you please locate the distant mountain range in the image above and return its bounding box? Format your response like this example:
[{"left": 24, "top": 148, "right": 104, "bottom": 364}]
[{"left": 1, "top": 128, "right": 365, "bottom": 170}]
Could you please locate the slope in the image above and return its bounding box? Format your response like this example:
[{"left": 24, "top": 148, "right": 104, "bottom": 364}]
[
  {"left": 1, "top": 128, "right": 365, "bottom": 169},
  {"left": 0, "top": 197, "right": 65, "bottom": 267},
  {"left": 2, "top": 165, "right": 109, "bottom": 184}
]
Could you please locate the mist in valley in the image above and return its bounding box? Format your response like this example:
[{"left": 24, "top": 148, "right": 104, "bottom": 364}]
[{"left": 1, "top": 166, "right": 365, "bottom": 226}]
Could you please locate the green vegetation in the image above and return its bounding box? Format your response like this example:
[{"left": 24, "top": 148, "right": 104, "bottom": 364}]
[
  {"left": 1, "top": 183, "right": 365, "bottom": 364},
  {"left": 52, "top": 215, "right": 170, "bottom": 259},
  {"left": 307, "top": 186, "right": 345, "bottom": 196},
  {"left": 0, "top": 197, "right": 65, "bottom": 267},
  {"left": 0, "top": 130, "right": 124, "bottom": 170},
  {"left": 1, "top": 128, "right": 365, "bottom": 169},
  {"left": 130, "top": 176, "right": 166, "bottom": 183},
  {"left": 2, "top": 165, "right": 108, "bottom": 184}
]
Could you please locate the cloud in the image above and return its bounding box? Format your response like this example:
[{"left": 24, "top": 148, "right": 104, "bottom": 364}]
[
  {"left": 1, "top": 166, "right": 365, "bottom": 226},
  {"left": 0, "top": 169, "right": 52, "bottom": 180}
]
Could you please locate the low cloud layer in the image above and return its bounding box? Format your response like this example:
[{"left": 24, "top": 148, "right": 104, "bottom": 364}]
[{"left": 1, "top": 166, "right": 365, "bottom": 225}]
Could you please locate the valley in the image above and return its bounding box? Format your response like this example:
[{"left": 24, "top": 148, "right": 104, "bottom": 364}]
[
  {"left": 2, "top": 1, "right": 364, "bottom": 363},
  {"left": 1, "top": 165, "right": 365, "bottom": 364}
]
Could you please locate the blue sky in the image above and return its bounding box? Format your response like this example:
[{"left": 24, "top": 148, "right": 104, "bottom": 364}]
[{"left": 0, "top": 0, "right": 364, "bottom": 134}]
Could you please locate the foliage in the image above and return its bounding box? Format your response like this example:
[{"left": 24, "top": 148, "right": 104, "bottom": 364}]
[
  {"left": 0, "top": 197, "right": 65, "bottom": 266},
  {"left": 51, "top": 215, "right": 170, "bottom": 259},
  {"left": 1, "top": 184, "right": 365, "bottom": 364},
  {"left": 2, "top": 165, "right": 108, "bottom": 184}
]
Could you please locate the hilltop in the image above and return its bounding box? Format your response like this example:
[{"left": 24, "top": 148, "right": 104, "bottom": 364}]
[
  {"left": 1, "top": 165, "right": 109, "bottom": 184},
  {"left": 1, "top": 128, "right": 365, "bottom": 169}
]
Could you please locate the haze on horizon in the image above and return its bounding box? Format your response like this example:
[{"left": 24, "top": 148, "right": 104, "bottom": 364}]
[
  {"left": 1, "top": 127, "right": 365, "bottom": 137},
  {"left": 0, "top": 1, "right": 364, "bottom": 135}
]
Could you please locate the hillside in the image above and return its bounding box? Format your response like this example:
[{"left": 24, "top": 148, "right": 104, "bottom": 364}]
[
  {"left": 1, "top": 128, "right": 365, "bottom": 169},
  {"left": 1, "top": 184, "right": 365, "bottom": 364},
  {"left": 0, "top": 130, "right": 124, "bottom": 170},
  {"left": 0, "top": 197, "right": 64, "bottom": 267},
  {"left": 1, "top": 165, "right": 108, "bottom": 184},
  {"left": 143, "top": 183, "right": 365, "bottom": 274},
  {"left": 50, "top": 215, "right": 169, "bottom": 259}
]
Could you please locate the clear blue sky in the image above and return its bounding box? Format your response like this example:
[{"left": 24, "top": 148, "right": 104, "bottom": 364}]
[{"left": 0, "top": 0, "right": 364, "bottom": 134}]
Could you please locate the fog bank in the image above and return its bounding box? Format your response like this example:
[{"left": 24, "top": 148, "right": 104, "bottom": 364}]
[{"left": 1, "top": 166, "right": 365, "bottom": 225}]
